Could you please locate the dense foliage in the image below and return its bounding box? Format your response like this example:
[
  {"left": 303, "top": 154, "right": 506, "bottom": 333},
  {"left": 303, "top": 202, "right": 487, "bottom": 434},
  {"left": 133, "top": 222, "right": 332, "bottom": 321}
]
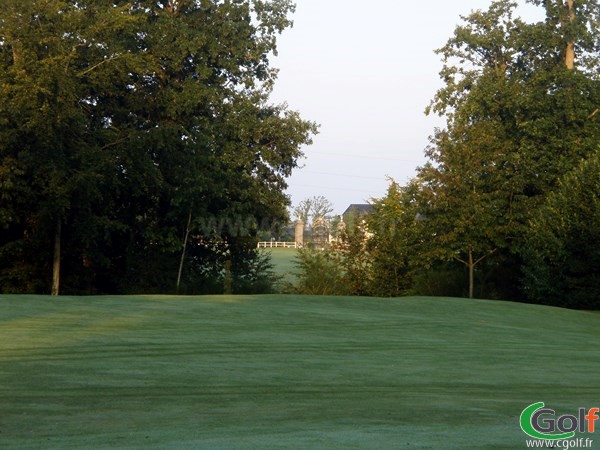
[
  {"left": 288, "top": 248, "right": 348, "bottom": 296},
  {"left": 0, "top": 0, "right": 316, "bottom": 294},
  {"left": 522, "top": 150, "right": 600, "bottom": 308},
  {"left": 417, "top": 0, "right": 599, "bottom": 303},
  {"left": 292, "top": 0, "right": 598, "bottom": 308}
]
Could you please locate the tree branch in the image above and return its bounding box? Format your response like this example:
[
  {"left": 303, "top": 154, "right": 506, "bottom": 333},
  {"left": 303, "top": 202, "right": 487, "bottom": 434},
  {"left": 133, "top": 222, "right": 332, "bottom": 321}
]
[
  {"left": 453, "top": 255, "right": 468, "bottom": 266},
  {"left": 78, "top": 54, "right": 122, "bottom": 77},
  {"left": 474, "top": 248, "right": 497, "bottom": 266}
]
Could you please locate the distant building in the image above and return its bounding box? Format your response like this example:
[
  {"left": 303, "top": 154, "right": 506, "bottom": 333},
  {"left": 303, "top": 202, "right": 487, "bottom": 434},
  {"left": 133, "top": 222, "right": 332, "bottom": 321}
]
[
  {"left": 338, "top": 204, "right": 374, "bottom": 242},
  {"left": 342, "top": 204, "right": 373, "bottom": 220}
]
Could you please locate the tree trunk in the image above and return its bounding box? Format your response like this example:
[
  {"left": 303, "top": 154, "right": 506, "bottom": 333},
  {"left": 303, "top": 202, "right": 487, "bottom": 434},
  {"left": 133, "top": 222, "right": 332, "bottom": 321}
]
[
  {"left": 565, "top": 0, "right": 575, "bottom": 70},
  {"left": 176, "top": 210, "right": 192, "bottom": 292},
  {"left": 468, "top": 247, "right": 474, "bottom": 299},
  {"left": 223, "top": 259, "right": 233, "bottom": 295},
  {"left": 51, "top": 219, "right": 61, "bottom": 296}
]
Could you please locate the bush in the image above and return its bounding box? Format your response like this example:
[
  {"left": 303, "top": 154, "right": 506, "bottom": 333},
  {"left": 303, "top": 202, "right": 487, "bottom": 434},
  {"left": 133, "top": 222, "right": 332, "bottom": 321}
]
[
  {"left": 289, "top": 248, "right": 348, "bottom": 295},
  {"left": 230, "top": 247, "right": 279, "bottom": 294}
]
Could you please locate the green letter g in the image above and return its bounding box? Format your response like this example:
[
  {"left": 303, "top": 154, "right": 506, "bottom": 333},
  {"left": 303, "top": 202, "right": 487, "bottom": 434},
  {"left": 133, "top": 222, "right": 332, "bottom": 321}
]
[{"left": 520, "top": 402, "right": 576, "bottom": 440}]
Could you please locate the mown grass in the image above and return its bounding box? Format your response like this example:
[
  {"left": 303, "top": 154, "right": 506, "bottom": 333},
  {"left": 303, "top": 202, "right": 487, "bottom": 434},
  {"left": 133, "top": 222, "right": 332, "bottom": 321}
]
[{"left": 0, "top": 295, "right": 599, "bottom": 449}]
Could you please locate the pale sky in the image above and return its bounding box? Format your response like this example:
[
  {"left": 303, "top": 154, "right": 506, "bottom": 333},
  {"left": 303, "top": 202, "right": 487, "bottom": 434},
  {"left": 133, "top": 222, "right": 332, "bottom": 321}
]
[{"left": 270, "top": 0, "right": 544, "bottom": 214}]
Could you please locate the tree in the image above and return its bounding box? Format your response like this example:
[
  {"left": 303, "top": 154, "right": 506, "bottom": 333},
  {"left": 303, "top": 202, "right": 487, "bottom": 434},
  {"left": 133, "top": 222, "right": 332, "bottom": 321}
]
[
  {"left": 417, "top": 124, "right": 514, "bottom": 298},
  {"left": 419, "top": 1, "right": 524, "bottom": 297},
  {"left": 0, "top": 0, "right": 149, "bottom": 294},
  {"left": 294, "top": 195, "right": 334, "bottom": 225},
  {"left": 0, "top": 0, "right": 317, "bottom": 295},
  {"left": 309, "top": 195, "right": 334, "bottom": 223},
  {"left": 367, "top": 180, "right": 422, "bottom": 297},
  {"left": 111, "top": 0, "right": 316, "bottom": 293},
  {"left": 522, "top": 150, "right": 600, "bottom": 309},
  {"left": 418, "top": 0, "right": 599, "bottom": 299},
  {"left": 333, "top": 209, "right": 373, "bottom": 296},
  {"left": 526, "top": 0, "right": 599, "bottom": 71},
  {"left": 294, "top": 198, "right": 313, "bottom": 225}
]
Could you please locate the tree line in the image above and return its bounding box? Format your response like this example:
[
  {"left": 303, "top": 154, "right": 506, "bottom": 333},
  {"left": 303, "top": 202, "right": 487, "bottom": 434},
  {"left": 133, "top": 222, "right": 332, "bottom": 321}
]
[
  {"left": 292, "top": 0, "right": 599, "bottom": 309},
  {"left": 0, "top": 0, "right": 316, "bottom": 295}
]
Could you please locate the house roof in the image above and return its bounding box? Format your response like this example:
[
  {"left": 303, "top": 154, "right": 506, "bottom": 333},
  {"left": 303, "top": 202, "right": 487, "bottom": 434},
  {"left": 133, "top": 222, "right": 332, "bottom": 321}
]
[{"left": 342, "top": 204, "right": 373, "bottom": 217}]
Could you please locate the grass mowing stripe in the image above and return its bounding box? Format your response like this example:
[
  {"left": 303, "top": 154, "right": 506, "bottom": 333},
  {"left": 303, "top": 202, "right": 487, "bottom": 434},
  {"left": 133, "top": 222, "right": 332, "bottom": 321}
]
[{"left": 0, "top": 295, "right": 599, "bottom": 449}]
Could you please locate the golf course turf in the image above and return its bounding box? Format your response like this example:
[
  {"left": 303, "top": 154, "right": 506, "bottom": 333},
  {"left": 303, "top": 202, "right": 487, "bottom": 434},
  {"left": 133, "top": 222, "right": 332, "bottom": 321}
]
[{"left": 1, "top": 295, "right": 599, "bottom": 449}]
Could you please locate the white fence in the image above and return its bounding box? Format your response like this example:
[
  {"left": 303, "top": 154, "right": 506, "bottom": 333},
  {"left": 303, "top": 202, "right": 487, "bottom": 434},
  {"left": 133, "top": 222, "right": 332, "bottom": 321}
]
[{"left": 257, "top": 241, "right": 298, "bottom": 249}]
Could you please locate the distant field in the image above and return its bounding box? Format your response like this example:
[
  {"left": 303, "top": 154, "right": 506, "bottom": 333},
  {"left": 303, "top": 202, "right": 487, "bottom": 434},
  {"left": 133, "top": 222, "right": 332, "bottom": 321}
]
[
  {"left": 263, "top": 247, "right": 298, "bottom": 287},
  {"left": 1, "top": 295, "right": 599, "bottom": 448}
]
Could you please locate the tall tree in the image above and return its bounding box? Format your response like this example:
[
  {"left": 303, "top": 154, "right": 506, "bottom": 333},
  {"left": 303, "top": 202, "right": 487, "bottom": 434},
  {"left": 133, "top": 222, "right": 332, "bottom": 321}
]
[
  {"left": 418, "top": 125, "right": 511, "bottom": 298},
  {"left": 309, "top": 195, "right": 334, "bottom": 223},
  {"left": 527, "top": 0, "right": 599, "bottom": 71},
  {"left": 418, "top": 0, "right": 599, "bottom": 298},
  {"left": 420, "top": 2, "right": 525, "bottom": 297},
  {"left": 0, "top": 0, "right": 149, "bottom": 294},
  {"left": 294, "top": 198, "right": 312, "bottom": 224},
  {"left": 0, "top": 0, "right": 316, "bottom": 295}
]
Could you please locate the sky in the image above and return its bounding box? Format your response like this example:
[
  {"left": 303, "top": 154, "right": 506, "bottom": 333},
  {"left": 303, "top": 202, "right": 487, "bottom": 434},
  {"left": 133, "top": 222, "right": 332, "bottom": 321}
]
[{"left": 269, "top": 0, "right": 544, "bottom": 214}]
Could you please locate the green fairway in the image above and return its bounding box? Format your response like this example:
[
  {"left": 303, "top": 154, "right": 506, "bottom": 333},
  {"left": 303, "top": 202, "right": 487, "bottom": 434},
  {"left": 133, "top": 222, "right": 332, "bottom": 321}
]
[{"left": 1, "top": 295, "right": 599, "bottom": 449}]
